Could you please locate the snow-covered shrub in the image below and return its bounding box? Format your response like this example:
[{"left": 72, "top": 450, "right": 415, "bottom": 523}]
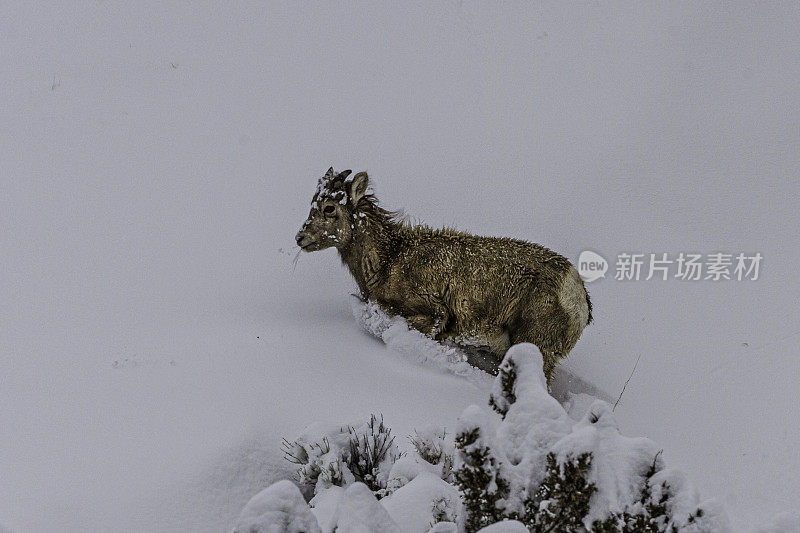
[
  {"left": 282, "top": 428, "right": 354, "bottom": 491},
  {"left": 409, "top": 426, "right": 455, "bottom": 483},
  {"left": 453, "top": 343, "right": 729, "bottom": 533},
  {"left": 383, "top": 455, "right": 437, "bottom": 496},
  {"left": 324, "top": 482, "right": 402, "bottom": 532},
  {"left": 520, "top": 451, "right": 596, "bottom": 531},
  {"left": 432, "top": 495, "right": 458, "bottom": 524},
  {"left": 484, "top": 345, "right": 573, "bottom": 517},
  {"left": 591, "top": 455, "right": 722, "bottom": 533},
  {"left": 282, "top": 417, "right": 400, "bottom": 497},
  {"left": 487, "top": 356, "right": 516, "bottom": 419},
  {"left": 410, "top": 427, "right": 446, "bottom": 464},
  {"left": 381, "top": 472, "right": 463, "bottom": 531},
  {"left": 454, "top": 407, "right": 511, "bottom": 532},
  {"left": 476, "top": 521, "right": 529, "bottom": 532},
  {"left": 429, "top": 522, "right": 459, "bottom": 533},
  {"left": 345, "top": 414, "right": 400, "bottom": 493},
  {"left": 233, "top": 479, "right": 321, "bottom": 533}
]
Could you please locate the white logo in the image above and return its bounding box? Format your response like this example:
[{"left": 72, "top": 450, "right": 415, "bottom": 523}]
[{"left": 578, "top": 251, "right": 608, "bottom": 283}]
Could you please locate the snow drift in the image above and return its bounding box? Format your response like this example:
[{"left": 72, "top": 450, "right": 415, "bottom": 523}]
[{"left": 240, "top": 318, "right": 730, "bottom": 531}]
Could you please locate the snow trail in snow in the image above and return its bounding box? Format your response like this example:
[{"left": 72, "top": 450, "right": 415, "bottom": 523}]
[
  {"left": 352, "top": 298, "right": 613, "bottom": 416},
  {"left": 352, "top": 299, "right": 495, "bottom": 390}
]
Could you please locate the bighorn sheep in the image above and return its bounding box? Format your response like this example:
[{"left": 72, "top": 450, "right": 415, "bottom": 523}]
[{"left": 295, "top": 168, "right": 591, "bottom": 385}]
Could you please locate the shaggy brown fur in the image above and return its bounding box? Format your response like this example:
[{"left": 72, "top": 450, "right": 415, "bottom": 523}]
[{"left": 295, "top": 168, "right": 592, "bottom": 385}]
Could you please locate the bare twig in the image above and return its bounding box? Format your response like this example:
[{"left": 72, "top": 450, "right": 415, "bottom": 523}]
[
  {"left": 292, "top": 248, "right": 302, "bottom": 271},
  {"left": 613, "top": 353, "right": 641, "bottom": 412}
]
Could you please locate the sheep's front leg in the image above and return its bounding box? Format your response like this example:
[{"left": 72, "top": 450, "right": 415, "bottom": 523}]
[{"left": 407, "top": 307, "right": 448, "bottom": 339}]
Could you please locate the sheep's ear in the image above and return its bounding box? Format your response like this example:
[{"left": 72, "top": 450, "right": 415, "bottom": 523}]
[
  {"left": 324, "top": 167, "right": 335, "bottom": 178},
  {"left": 338, "top": 169, "right": 352, "bottom": 180},
  {"left": 348, "top": 172, "right": 369, "bottom": 204}
]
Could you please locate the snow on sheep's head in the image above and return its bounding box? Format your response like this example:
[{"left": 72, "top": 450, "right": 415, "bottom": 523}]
[{"left": 295, "top": 167, "right": 369, "bottom": 252}]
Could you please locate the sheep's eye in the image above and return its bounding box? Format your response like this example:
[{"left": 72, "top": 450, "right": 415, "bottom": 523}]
[{"left": 323, "top": 205, "right": 336, "bottom": 215}]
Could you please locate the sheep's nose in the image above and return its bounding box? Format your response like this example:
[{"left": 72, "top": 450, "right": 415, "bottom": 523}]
[{"left": 295, "top": 232, "right": 306, "bottom": 245}]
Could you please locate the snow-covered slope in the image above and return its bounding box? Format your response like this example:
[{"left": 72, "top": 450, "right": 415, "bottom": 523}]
[
  {"left": 234, "top": 342, "right": 731, "bottom": 532},
  {"left": 2, "top": 2, "right": 799, "bottom": 531}
]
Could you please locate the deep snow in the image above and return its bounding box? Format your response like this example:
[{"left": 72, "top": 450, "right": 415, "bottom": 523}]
[
  {"left": 2, "top": 2, "right": 799, "bottom": 531},
  {"left": 243, "top": 342, "right": 730, "bottom": 532}
]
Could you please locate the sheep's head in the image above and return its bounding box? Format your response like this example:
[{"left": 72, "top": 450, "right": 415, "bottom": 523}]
[{"left": 295, "top": 167, "right": 369, "bottom": 252}]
